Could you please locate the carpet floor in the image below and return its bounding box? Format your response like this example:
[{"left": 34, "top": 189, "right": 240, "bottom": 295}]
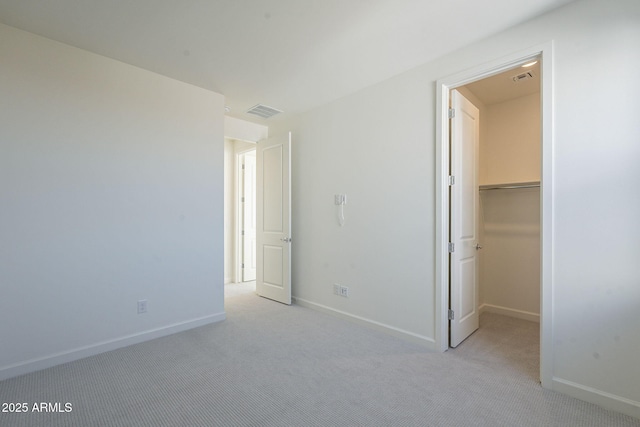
[{"left": 1, "top": 283, "right": 638, "bottom": 426}]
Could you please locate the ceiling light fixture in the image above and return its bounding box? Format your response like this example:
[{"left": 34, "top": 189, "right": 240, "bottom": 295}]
[{"left": 522, "top": 60, "right": 538, "bottom": 68}]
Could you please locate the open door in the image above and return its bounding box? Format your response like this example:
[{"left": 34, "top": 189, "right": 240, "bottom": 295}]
[
  {"left": 256, "top": 132, "right": 291, "bottom": 304},
  {"left": 450, "top": 90, "right": 480, "bottom": 347}
]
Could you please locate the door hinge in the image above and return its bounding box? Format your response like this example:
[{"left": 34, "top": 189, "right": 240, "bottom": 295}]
[
  {"left": 241, "top": 230, "right": 245, "bottom": 236},
  {"left": 448, "top": 242, "right": 455, "bottom": 253},
  {"left": 448, "top": 309, "right": 455, "bottom": 320},
  {"left": 448, "top": 175, "right": 455, "bottom": 186},
  {"left": 241, "top": 197, "right": 245, "bottom": 203},
  {"left": 242, "top": 164, "right": 245, "bottom": 170},
  {"left": 448, "top": 108, "right": 455, "bottom": 119},
  {"left": 241, "top": 263, "right": 244, "bottom": 268}
]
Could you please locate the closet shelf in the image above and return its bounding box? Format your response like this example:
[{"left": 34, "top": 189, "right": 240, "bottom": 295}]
[{"left": 479, "top": 181, "right": 540, "bottom": 191}]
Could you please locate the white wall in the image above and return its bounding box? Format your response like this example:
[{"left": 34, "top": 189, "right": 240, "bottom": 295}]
[
  {"left": 0, "top": 24, "right": 226, "bottom": 379},
  {"left": 224, "top": 116, "right": 268, "bottom": 143},
  {"left": 483, "top": 93, "right": 541, "bottom": 185},
  {"left": 270, "top": 0, "right": 640, "bottom": 417},
  {"left": 273, "top": 75, "right": 436, "bottom": 342}
]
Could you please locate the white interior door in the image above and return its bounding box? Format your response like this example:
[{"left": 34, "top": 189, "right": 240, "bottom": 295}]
[
  {"left": 242, "top": 151, "right": 257, "bottom": 282},
  {"left": 450, "top": 90, "right": 480, "bottom": 347},
  {"left": 256, "top": 132, "right": 291, "bottom": 305}
]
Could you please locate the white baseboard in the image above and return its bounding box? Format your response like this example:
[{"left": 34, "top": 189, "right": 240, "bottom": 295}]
[
  {"left": 553, "top": 377, "right": 640, "bottom": 420},
  {"left": 0, "top": 312, "right": 226, "bottom": 381},
  {"left": 293, "top": 297, "right": 436, "bottom": 350},
  {"left": 479, "top": 303, "right": 540, "bottom": 323}
]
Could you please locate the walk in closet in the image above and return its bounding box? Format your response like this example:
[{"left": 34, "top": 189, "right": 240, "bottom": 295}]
[{"left": 462, "top": 63, "right": 541, "bottom": 323}]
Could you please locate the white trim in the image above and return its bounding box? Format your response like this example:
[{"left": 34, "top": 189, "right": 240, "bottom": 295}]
[
  {"left": 539, "top": 41, "right": 555, "bottom": 391},
  {"left": 435, "top": 42, "right": 554, "bottom": 389},
  {"left": 234, "top": 146, "right": 258, "bottom": 284},
  {"left": 479, "top": 304, "right": 540, "bottom": 323},
  {"left": 0, "top": 312, "right": 226, "bottom": 381},
  {"left": 294, "top": 297, "right": 436, "bottom": 349},
  {"left": 234, "top": 151, "right": 241, "bottom": 284},
  {"left": 552, "top": 377, "right": 640, "bottom": 420}
]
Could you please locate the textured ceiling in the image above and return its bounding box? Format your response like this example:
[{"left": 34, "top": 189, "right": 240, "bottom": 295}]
[{"left": 0, "top": 0, "right": 574, "bottom": 123}]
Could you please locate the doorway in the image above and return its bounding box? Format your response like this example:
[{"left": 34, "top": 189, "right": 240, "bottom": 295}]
[
  {"left": 223, "top": 138, "right": 257, "bottom": 290},
  {"left": 452, "top": 61, "right": 541, "bottom": 348},
  {"left": 223, "top": 131, "right": 293, "bottom": 305},
  {"left": 435, "top": 43, "right": 554, "bottom": 387}
]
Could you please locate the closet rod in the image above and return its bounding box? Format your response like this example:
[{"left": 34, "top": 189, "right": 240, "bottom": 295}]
[{"left": 479, "top": 181, "right": 540, "bottom": 191}]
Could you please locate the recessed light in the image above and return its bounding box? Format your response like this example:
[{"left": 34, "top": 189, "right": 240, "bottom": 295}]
[{"left": 522, "top": 61, "right": 538, "bottom": 68}]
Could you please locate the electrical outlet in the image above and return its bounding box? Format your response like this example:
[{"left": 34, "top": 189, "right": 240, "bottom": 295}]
[
  {"left": 137, "top": 299, "right": 148, "bottom": 314},
  {"left": 333, "top": 284, "right": 341, "bottom": 295},
  {"left": 339, "top": 286, "right": 349, "bottom": 297}
]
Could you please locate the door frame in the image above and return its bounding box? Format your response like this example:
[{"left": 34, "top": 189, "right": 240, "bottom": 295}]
[
  {"left": 234, "top": 146, "right": 257, "bottom": 283},
  {"left": 434, "top": 42, "right": 554, "bottom": 387}
]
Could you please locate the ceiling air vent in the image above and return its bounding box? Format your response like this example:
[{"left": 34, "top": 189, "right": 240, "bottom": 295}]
[
  {"left": 246, "top": 104, "right": 282, "bottom": 119},
  {"left": 512, "top": 71, "right": 535, "bottom": 83}
]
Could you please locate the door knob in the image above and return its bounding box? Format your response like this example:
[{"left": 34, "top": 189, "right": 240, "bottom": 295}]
[
  {"left": 280, "top": 237, "right": 292, "bottom": 243},
  {"left": 475, "top": 244, "right": 482, "bottom": 250}
]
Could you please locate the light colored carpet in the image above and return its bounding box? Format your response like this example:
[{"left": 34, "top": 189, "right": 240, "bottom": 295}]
[
  {"left": 224, "top": 280, "right": 256, "bottom": 298},
  {"left": 1, "top": 286, "right": 638, "bottom": 427}
]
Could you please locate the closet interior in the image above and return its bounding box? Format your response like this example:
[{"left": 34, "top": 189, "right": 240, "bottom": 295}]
[{"left": 462, "top": 62, "right": 541, "bottom": 324}]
